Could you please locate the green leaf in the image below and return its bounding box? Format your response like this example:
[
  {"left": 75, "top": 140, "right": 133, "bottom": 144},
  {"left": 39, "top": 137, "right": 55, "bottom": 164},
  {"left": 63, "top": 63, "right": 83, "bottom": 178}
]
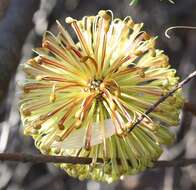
[{"left": 129, "top": 0, "right": 139, "bottom": 6}]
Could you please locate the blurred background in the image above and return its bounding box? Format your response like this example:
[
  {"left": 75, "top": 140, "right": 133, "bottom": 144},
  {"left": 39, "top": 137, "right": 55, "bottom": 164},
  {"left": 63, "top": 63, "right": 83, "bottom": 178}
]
[{"left": 0, "top": 0, "right": 196, "bottom": 189}]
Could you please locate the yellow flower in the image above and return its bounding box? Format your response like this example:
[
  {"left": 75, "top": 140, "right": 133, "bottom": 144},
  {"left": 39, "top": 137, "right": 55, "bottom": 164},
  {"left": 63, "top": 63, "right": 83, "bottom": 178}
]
[{"left": 19, "top": 10, "right": 184, "bottom": 183}]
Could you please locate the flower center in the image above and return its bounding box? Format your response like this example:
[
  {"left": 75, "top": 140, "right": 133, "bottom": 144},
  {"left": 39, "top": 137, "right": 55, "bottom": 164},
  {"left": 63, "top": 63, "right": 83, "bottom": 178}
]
[{"left": 89, "top": 80, "right": 102, "bottom": 91}]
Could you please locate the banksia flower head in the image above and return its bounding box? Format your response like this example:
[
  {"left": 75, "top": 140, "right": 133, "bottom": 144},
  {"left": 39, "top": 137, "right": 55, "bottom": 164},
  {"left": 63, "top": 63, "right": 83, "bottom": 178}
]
[{"left": 19, "top": 10, "right": 184, "bottom": 183}]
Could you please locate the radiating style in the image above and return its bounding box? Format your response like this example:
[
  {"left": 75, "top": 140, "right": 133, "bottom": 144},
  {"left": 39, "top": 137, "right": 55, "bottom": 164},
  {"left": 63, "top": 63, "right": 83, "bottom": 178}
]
[{"left": 19, "top": 10, "right": 184, "bottom": 183}]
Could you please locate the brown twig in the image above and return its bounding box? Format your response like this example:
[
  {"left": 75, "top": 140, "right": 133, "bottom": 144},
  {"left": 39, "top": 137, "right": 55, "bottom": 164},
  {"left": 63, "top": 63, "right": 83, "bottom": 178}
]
[
  {"left": 0, "top": 153, "right": 100, "bottom": 164},
  {"left": 154, "top": 158, "right": 196, "bottom": 168},
  {"left": 0, "top": 153, "right": 196, "bottom": 169},
  {"left": 128, "top": 70, "right": 196, "bottom": 133}
]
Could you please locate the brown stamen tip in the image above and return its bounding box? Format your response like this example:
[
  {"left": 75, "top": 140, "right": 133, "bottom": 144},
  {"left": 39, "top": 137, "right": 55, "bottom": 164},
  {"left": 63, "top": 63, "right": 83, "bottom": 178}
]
[
  {"left": 139, "top": 70, "right": 145, "bottom": 78},
  {"left": 85, "top": 146, "right": 91, "bottom": 151},
  {"left": 135, "top": 50, "right": 143, "bottom": 56},
  {"left": 58, "top": 123, "right": 65, "bottom": 130},
  {"left": 41, "top": 145, "right": 51, "bottom": 154},
  {"left": 66, "top": 45, "right": 72, "bottom": 50},
  {"left": 80, "top": 56, "right": 89, "bottom": 62},
  {"left": 161, "top": 62, "right": 169, "bottom": 67},
  {"left": 54, "top": 147, "right": 61, "bottom": 154},
  {"left": 33, "top": 123, "right": 42, "bottom": 130},
  {"left": 22, "top": 110, "right": 31, "bottom": 116},
  {"left": 39, "top": 115, "right": 48, "bottom": 121},
  {"left": 143, "top": 32, "right": 151, "bottom": 40},
  {"left": 42, "top": 41, "right": 49, "bottom": 48},
  {"left": 23, "top": 87, "right": 30, "bottom": 93},
  {"left": 60, "top": 124, "right": 76, "bottom": 141},
  {"left": 55, "top": 135, "right": 61, "bottom": 142},
  {"left": 84, "top": 141, "right": 91, "bottom": 151}
]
